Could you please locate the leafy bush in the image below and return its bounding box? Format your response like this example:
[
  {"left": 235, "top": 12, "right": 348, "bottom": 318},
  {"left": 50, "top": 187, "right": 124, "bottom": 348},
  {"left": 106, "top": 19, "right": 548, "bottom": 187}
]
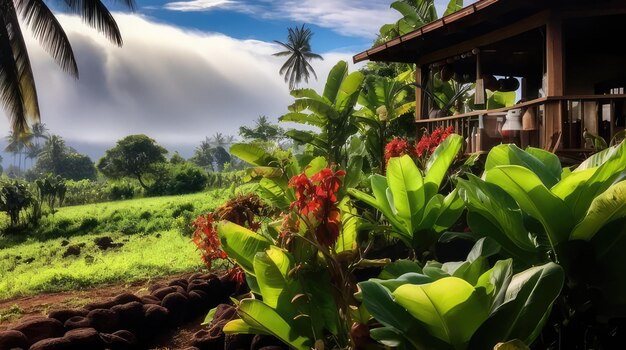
[{"left": 107, "top": 181, "right": 139, "bottom": 201}]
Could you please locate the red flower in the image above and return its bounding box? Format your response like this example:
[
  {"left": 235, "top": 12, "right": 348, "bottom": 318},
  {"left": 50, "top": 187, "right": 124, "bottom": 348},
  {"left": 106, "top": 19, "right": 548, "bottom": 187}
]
[
  {"left": 384, "top": 138, "right": 411, "bottom": 163},
  {"left": 415, "top": 126, "right": 455, "bottom": 157},
  {"left": 286, "top": 167, "right": 345, "bottom": 248},
  {"left": 192, "top": 213, "right": 228, "bottom": 269}
]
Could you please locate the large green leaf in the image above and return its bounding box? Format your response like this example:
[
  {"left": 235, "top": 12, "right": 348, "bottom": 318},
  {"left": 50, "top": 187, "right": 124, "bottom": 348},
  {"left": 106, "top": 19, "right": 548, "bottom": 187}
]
[
  {"left": 323, "top": 61, "right": 348, "bottom": 103},
  {"left": 485, "top": 166, "right": 573, "bottom": 246},
  {"left": 393, "top": 277, "right": 490, "bottom": 349},
  {"left": 258, "top": 178, "right": 290, "bottom": 211},
  {"left": 336, "top": 197, "right": 359, "bottom": 253},
  {"left": 280, "top": 112, "right": 326, "bottom": 128},
  {"left": 359, "top": 281, "right": 450, "bottom": 350},
  {"left": 475, "top": 259, "right": 513, "bottom": 310},
  {"left": 290, "top": 88, "right": 327, "bottom": 103},
  {"left": 336, "top": 71, "right": 363, "bottom": 110},
  {"left": 576, "top": 143, "right": 621, "bottom": 170},
  {"left": 253, "top": 247, "right": 294, "bottom": 310},
  {"left": 570, "top": 181, "right": 626, "bottom": 241},
  {"left": 457, "top": 175, "right": 539, "bottom": 262},
  {"left": 230, "top": 143, "right": 278, "bottom": 167},
  {"left": 230, "top": 299, "right": 311, "bottom": 350},
  {"left": 387, "top": 155, "right": 426, "bottom": 236},
  {"left": 424, "top": 134, "right": 463, "bottom": 197},
  {"left": 485, "top": 144, "right": 561, "bottom": 188},
  {"left": 287, "top": 99, "right": 339, "bottom": 120},
  {"left": 470, "top": 263, "right": 564, "bottom": 348},
  {"left": 443, "top": 0, "right": 464, "bottom": 16},
  {"left": 379, "top": 259, "right": 423, "bottom": 279},
  {"left": 218, "top": 221, "right": 271, "bottom": 274},
  {"left": 434, "top": 188, "right": 465, "bottom": 233}
]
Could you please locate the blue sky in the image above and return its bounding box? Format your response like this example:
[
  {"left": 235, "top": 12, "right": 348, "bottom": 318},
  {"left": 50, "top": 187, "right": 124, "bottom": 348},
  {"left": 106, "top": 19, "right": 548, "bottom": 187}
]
[{"left": 0, "top": 0, "right": 470, "bottom": 168}]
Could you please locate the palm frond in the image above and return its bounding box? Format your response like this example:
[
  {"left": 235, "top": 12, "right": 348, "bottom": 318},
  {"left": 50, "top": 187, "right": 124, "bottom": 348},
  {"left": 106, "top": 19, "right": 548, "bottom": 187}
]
[
  {"left": 0, "top": 3, "right": 40, "bottom": 133},
  {"left": 64, "top": 0, "right": 127, "bottom": 46},
  {"left": 16, "top": 0, "right": 78, "bottom": 77}
]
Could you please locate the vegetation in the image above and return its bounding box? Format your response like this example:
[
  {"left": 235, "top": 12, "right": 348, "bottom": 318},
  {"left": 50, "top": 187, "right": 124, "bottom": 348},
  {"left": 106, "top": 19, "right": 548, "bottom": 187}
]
[
  {"left": 0, "top": 0, "right": 135, "bottom": 134},
  {"left": 274, "top": 24, "right": 323, "bottom": 90}
]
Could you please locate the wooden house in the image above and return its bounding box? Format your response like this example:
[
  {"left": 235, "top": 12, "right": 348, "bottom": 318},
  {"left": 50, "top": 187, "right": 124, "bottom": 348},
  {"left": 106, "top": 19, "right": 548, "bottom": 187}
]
[{"left": 354, "top": 0, "right": 626, "bottom": 155}]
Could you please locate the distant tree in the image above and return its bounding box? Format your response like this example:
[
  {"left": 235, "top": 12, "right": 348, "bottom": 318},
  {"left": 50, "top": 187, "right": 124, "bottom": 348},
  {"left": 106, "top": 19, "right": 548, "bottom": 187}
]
[
  {"left": 25, "top": 143, "right": 42, "bottom": 168},
  {"left": 97, "top": 134, "right": 168, "bottom": 190},
  {"left": 170, "top": 152, "right": 186, "bottom": 164},
  {"left": 239, "top": 116, "right": 285, "bottom": 142},
  {"left": 274, "top": 24, "right": 323, "bottom": 90},
  {"left": 212, "top": 146, "right": 231, "bottom": 171},
  {"left": 0, "top": 0, "right": 135, "bottom": 134},
  {"left": 34, "top": 135, "right": 96, "bottom": 180},
  {"left": 190, "top": 138, "right": 214, "bottom": 171},
  {"left": 5, "top": 131, "right": 33, "bottom": 172}
]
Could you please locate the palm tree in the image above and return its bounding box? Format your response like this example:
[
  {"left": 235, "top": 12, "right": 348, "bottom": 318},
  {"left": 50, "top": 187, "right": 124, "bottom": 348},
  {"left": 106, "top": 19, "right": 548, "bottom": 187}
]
[
  {"left": 31, "top": 122, "right": 49, "bottom": 145},
  {"left": 0, "top": 0, "right": 135, "bottom": 134},
  {"left": 273, "top": 24, "right": 323, "bottom": 90},
  {"left": 5, "top": 130, "right": 33, "bottom": 171}
]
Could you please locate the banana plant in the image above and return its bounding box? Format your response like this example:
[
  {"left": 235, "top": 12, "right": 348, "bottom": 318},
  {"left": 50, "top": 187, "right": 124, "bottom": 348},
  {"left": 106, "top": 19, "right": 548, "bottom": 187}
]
[
  {"left": 280, "top": 60, "right": 364, "bottom": 165},
  {"left": 359, "top": 239, "right": 564, "bottom": 350},
  {"left": 348, "top": 134, "right": 465, "bottom": 252},
  {"left": 355, "top": 76, "right": 415, "bottom": 171},
  {"left": 457, "top": 141, "right": 626, "bottom": 309}
]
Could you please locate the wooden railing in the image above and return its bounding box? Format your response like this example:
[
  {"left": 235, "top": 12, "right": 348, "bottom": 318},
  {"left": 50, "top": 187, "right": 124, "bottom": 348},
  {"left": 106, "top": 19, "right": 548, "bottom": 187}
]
[{"left": 416, "top": 95, "right": 626, "bottom": 154}]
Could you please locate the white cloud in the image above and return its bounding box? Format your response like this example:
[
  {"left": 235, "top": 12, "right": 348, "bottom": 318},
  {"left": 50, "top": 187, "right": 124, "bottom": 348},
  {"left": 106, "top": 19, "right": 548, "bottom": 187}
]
[
  {"left": 0, "top": 14, "right": 361, "bottom": 160},
  {"left": 163, "top": 0, "right": 235, "bottom": 12}
]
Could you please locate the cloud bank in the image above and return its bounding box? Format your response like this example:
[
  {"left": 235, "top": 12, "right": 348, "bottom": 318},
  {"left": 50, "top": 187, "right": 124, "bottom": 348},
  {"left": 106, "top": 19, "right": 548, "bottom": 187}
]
[{"left": 0, "top": 14, "right": 359, "bottom": 160}]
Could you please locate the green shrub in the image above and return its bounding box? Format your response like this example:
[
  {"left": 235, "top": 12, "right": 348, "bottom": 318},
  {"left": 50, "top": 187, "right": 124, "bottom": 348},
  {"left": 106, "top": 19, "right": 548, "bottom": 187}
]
[
  {"left": 172, "top": 203, "right": 194, "bottom": 218},
  {"left": 107, "top": 181, "right": 139, "bottom": 201}
]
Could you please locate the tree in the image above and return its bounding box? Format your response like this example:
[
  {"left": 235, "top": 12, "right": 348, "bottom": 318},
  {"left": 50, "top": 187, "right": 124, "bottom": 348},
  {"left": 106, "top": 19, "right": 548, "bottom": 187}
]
[
  {"left": 34, "top": 135, "right": 96, "bottom": 180},
  {"left": 212, "top": 146, "right": 231, "bottom": 171},
  {"left": 170, "top": 152, "right": 186, "bottom": 164},
  {"left": 274, "top": 24, "right": 323, "bottom": 90},
  {"left": 280, "top": 60, "right": 364, "bottom": 164},
  {"left": 0, "top": 0, "right": 135, "bottom": 134},
  {"left": 4, "top": 130, "right": 33, "bottom": 172},
  {"left": 190, "top": 138, "right": 215, "bottom": 171},
  {"left": 378, "top": 0, "right": 463, "bottom": 42},
  {"left": 97, "top": 134, "right": 167, "bottom": 190},
  {"left": 239, "top": 116, "right": 285, "bottom": 143}
]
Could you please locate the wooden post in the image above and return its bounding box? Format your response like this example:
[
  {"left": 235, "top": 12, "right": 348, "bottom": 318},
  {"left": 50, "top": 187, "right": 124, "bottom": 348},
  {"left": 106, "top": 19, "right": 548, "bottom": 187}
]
[
  {"left": 545, "top": 17, "right": 564, "bottom": 149},
  {"left": 415, "top": 66, "right": 423, "bottom": 121}
]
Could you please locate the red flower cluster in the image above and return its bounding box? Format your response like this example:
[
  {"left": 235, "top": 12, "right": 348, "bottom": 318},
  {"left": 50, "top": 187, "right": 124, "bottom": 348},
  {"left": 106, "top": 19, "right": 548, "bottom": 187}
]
[
  {"left": 415, "top": 126, "right": 455, "bottom": 157},
  {"left": 384, "top": 138, "right": 411, "bottom": 163},
  {"left": 192, "top": 213, "right": 227, "bottom": 269},
  {"left": 287, "top": 167, "right": 345, "bottom": 248}
]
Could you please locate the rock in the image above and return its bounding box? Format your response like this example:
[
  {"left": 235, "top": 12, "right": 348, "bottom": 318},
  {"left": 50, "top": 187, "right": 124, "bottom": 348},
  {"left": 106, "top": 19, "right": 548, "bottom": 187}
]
[
  {"left": 48, "top": 308, "right": 89, "bottom": 324},
  {"left": 64, "top": 316, "right": 91, "bottom": 329},
  {"left": 0, "top": 330, "right": 28, "bottom": 349},
  {"left": 147, "top": 283, "right": 165, "bottom": 293},
  {"left": 84, "top": 299, "right": 117, "bottom": 311},
  {"left": 168, "top": 278, "right": 189, "bottom": 290},
  {"left": 139, "top": 295, "right": 160, "bottom": 305},
  {"left": 112, "top": 293, "right": 142, "bottom": 305},
  {"left": 187, "top": 290, "right": 210, "bottom": 313},
  {"left": 87, "top": 309, "right": 119, "bottom": 333},
  {"left": 182, "top": 347, "right": 200, "bottom": 350},
  {"left": 12, "top": 317, "right": 64, "bottom": 346},
  {"left": 111, "top": 302, "right": 144, "bottom": 331},
  {"left": 63, "top": 327, "right": 103, "bottom": 348},
  {"left": 60, "top": 239, "right": 70, "bottom": 247},
  {"left": 24, "top": 257, "right": 35, "bottom": 264},
  {"left": 186, "top": 272, "right": 203, "bottom": 282},
  {"left": 161, "top": 292, "right": 188, "bottom": 323},
  {"left": 142, "top": 304, "right": 169, "bottom": 329},
  {"left": 150, "top": 286, "right": 177, "bottom": 300},
  {"left": 191, "top": 329, "right": 223, "bottom": 350},
  {"left": 99, "top": 332, "right": 134, "bottom": 350},
  {"left": 94, "top": 236, "right": 122, "bottom": 250},
  {"left": 28, "top": 337, "right": 71, "bottom": 350},
  {"left": 111, "top": 330, "right": 137, "bottom": 345}
]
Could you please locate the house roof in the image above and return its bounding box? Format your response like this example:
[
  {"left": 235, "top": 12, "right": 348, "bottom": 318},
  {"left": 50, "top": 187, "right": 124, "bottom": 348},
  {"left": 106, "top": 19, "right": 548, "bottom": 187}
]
[{"left": 353, "top": 0, "right": 588, "bottom": 65}]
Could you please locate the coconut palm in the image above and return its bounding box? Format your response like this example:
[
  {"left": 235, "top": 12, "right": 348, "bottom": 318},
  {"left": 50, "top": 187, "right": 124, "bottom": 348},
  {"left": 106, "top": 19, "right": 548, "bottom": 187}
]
[
  {"left": 4, "top": 130, "right": 33, "bottom": 171},
  {"left": 273, "top": 24, "right": 323, "bottom": 90},
  {"left": 0, "top": 0, "right": 135, "bottom": 134}
]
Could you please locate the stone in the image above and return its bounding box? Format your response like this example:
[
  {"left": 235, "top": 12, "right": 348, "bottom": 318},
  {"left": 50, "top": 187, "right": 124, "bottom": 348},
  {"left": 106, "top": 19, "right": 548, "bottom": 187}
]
[
  {"left": 139, "top": 295, "right": 161, "bottom": 305},
  {"left": 48, "top": 308, "right": 89, "bottom": 324},
  {"left": 161, "top": 292, "right": 188, "bottom": 324},
  {"left": 168, "top": 278, "right": 189, "bottom": 290},
  {"left": 87, "top": 308, "right": 119, "bottom": 333},
  {"left": 64, "top": 316, "right": 91, "bottom": 330},
  {"left": 251, "top": 335, "right": 289, "bottom": 350},
  {"left": 147, "top": 283, "right": 165, "bottom": 293},
  {"left": 12, "top": 317, "right": 64, "bottom": 346},
  {"left": 150, "top": 286, "right": 177, "bottom": 300},
  {"left": 0, "top": 330, "right": 28, "bottom": 350},
  {"left": 63, "top": 327, "right": 103, "bottom": 348},
  {"left": 112, "top": 293, "right": 142, "bottom": 305},
  {"left": 84, "top": 299, "right": 117, "bottom": 311},
  {"left": 28, "top": 337, "right": 71, "bottom": 350},
  {"left": 111, "top": 302, "right": 144, "bottom": 331},
  {"left": 142, "top": 304, "right": 169, "bottom": 329}
]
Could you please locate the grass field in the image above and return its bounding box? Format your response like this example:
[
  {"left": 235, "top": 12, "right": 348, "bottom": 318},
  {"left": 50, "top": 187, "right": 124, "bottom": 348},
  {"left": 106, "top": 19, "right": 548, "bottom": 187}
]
[{"left": 0, "top": 185, "right": 256, "bottom": 300}]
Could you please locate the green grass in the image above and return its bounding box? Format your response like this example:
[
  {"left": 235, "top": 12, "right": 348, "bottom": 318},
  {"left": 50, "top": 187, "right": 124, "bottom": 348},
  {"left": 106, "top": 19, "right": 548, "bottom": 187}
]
[{"left": 0, "top": 185, "right": 257, "bottom": 300}]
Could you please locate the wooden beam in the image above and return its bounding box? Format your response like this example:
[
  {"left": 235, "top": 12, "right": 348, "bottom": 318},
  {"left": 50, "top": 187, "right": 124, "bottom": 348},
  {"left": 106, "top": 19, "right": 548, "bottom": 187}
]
[
  {"left": 416, "top": 10, "right": 549, "bottom": 65},
  {"left": 546, "top": 17, "right": 564, "bottom": 96},
  {"left": 415, "top": 66, "right": 423, "bottom": 121}
]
